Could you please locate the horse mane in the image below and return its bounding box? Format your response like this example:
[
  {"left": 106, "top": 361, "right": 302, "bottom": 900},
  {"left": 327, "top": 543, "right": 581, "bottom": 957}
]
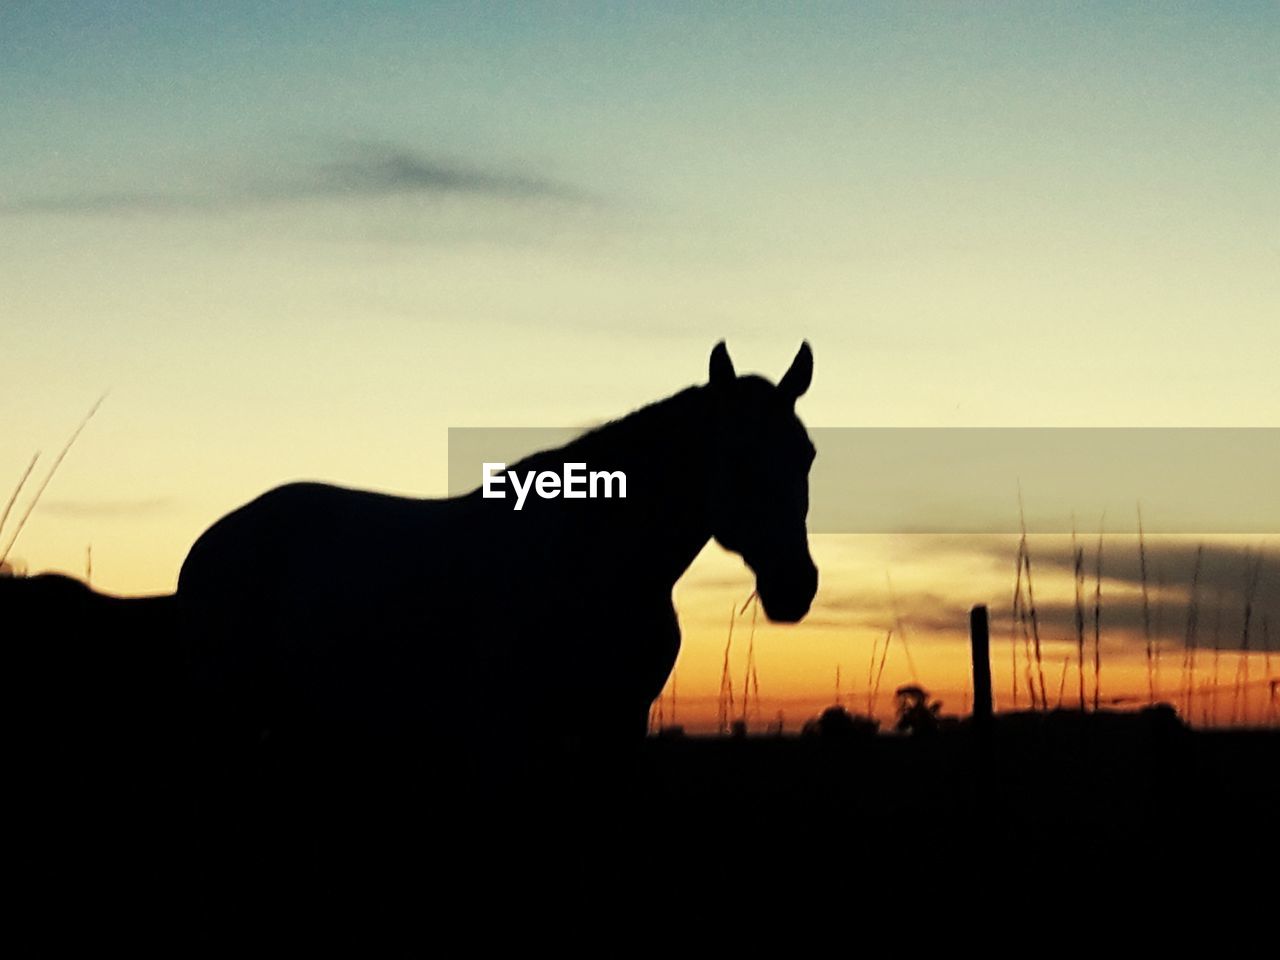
[{"left": 508, "top": 384, "right": 709, "bottom": 475}]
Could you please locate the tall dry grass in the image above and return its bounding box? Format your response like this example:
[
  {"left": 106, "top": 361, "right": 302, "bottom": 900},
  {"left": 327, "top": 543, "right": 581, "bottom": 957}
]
[
  {"left": 0, "top": 453, "right": 40, "bottom": 557},
  {"left": 1138, "top": 504, "right": 1154, "bottom": 706},
  {"left": 1093, "top": 522, "right": 1104, "bottom": 711},
  {"left": 1009, "top": 536, "right": 1024, "bottom": 710},
  {"left": 1232, "top": 553, "right": 1262, "bottom": 726},
  {"left": 739, "top": 593, "right": 760, "bottom": 728},
  {"left": 1019, "top": 536, "right": 1047, "bottom": 709},
  {"left": 869, "top": 628, "right": 892, "bottom": 720},
  {"left": 0, "top": 393, "right": 107, "bottom": 568},
  {"left": 717, "top": 601, "right": 736, "bottom": 734},
  {"left": 1073, "top": 523, "right": 1086, "bottom": 710},
  {"left": 1181, "top": 545, "right": 1204, "bottom": 721}
]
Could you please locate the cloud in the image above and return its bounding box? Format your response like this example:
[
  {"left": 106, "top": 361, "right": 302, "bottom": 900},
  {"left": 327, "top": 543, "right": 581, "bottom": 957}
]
[
  {"left": 0, "top": 191, "right": 207, "bottom": 215},
  {"left": 795, "top": 535, "right": 1277, "bottom": 654},
  {"left": 38, "top": 497, "right": 174, "bottom": 519},
  {"left": 0, "top": 141, "right": 593, "bottom": 215},
  {"left": 316, "top": 143, "right": 590, "bottom": 203},
  {"left": 961, "top": 538, "right": 1278, "bottom": 653},
  {"left": 814, "top": 588, "right": 971, "bottom": 635}
]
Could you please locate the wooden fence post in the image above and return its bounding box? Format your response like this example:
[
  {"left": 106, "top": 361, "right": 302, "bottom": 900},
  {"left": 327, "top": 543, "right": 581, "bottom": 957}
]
[{"left": 971, "top": 604, "right": 993, "bottom": 730}]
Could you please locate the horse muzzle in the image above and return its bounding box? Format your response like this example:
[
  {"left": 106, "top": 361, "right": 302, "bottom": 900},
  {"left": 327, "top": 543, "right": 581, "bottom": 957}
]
[{"left": 755, "top": 558, "right": 818, "bottom": 624}]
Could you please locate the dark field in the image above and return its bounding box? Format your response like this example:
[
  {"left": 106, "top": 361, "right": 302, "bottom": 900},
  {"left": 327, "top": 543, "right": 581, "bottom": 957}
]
[{"left": 8, "top": 574, "right": 1277, "bottom": 946}]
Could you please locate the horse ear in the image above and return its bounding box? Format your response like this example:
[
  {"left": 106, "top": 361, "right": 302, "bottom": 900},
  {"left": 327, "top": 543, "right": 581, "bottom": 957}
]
[
  {"left": 778, "top": 341, "right": 813, "bottom": 401},
  {"left": 709, "top": 341, "right": 736, "bottom": 386}
]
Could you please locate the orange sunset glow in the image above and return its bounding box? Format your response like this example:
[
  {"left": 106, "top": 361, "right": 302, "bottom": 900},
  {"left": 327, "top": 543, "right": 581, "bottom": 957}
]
[{"left": 668, "top": 533, "right": 1277, "bottom": 732}]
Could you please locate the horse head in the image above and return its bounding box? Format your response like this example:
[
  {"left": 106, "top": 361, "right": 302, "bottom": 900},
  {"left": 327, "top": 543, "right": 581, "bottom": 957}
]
[{"left": 705, "top": 341, "right": 819, "bottom": 623}]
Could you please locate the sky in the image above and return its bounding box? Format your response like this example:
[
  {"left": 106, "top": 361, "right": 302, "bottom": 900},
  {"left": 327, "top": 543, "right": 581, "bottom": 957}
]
[{"left": 1, "top": 3, "right": 1277, "bottom": 728}]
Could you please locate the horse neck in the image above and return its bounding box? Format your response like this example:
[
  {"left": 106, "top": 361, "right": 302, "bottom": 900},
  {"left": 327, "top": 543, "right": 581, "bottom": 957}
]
[{"left": 527, "top": 385, "right": 714, "bottom": 590}]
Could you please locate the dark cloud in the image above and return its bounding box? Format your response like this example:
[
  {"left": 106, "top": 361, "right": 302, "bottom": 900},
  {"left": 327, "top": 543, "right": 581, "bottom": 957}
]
[
  {"left": 802, "top": 537, "right": 1276, "bottom": 654},
  {"left": 0, "top": 142, "right": 592, "bottom": 215},
  {"left": 969, "top": 538, "right": 1277, "bottom": 653},
  {"left": 316, "top": 143, "right": 590, "bottom": 203},
  {"left": 1011, "top": 539, "right": 1268, "bottom": 597}
]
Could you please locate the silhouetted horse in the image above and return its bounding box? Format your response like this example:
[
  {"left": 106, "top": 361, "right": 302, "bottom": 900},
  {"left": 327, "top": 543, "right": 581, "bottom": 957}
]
[
  {"left": 2, "top": 573, "right": 181, "bottom": 754},
  {"left": 177, "top": 342, "right": 818, "bottom": 771},
  {"left": 3, "top": 574, "right": 192, "bottom": 944}
]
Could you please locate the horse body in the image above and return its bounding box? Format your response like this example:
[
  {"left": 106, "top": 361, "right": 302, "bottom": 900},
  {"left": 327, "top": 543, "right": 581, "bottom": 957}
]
[
  {"left": 177, "top": 343, "right": 817, "bottom": 759},
  {"left": 180, "top": 473, "right": 689, "bottom": 751}
]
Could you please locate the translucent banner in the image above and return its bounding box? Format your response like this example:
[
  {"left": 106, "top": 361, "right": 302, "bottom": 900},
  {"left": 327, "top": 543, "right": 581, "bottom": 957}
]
[{"left": 448, "top": 427, "right": 1280, "bottom": 534}]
